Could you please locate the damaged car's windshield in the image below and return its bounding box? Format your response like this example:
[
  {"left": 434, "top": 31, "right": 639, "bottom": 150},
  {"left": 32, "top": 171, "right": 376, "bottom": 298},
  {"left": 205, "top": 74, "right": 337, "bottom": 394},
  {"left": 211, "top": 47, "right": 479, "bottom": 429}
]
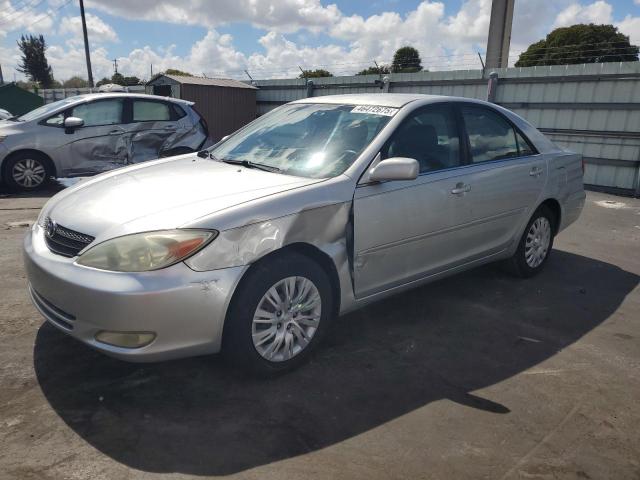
[
  {"left": 17, "top": 97, "right": 80, "bottom": 122},
  {"left": 210, "top": 103, "right": 396, "bottom": 178}
]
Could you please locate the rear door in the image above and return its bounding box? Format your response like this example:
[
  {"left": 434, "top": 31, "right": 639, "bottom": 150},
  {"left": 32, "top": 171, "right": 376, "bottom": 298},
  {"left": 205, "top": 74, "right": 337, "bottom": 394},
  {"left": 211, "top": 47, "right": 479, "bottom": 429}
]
[
  {"left": 124, "top": 99, "right": 184, "bottom": 162},
  {"left": 454, "top": 104, "right": 547, "bottom": 257},
  {"left": 62, "top": 98, "right": 128, "bottom": 175}
]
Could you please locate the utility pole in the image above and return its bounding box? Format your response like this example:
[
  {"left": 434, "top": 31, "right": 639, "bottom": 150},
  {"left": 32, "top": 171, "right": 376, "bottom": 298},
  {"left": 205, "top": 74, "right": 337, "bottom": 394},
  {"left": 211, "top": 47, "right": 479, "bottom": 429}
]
[
  {"left": 113, "top": 58, "right": 118, "bottom": 75},
  {"left": 79, "top": 0, "right": 94, "bottom": 87},
  {"left": 485, "top": 0, "right": 515, "bottom": 69}
]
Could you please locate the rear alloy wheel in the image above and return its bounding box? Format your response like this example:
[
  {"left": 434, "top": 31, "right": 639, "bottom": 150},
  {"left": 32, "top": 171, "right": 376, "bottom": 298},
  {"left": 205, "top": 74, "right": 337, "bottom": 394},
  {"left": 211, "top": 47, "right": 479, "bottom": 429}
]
[
  {"left": 223, "top": 252, "right": 333, "bottom": 375},
  {"left": 4, "top": 153, "right": 50, "bottom": 191},
  {"left": 508, "top": 205, "right": 556, "bottom": 278}
]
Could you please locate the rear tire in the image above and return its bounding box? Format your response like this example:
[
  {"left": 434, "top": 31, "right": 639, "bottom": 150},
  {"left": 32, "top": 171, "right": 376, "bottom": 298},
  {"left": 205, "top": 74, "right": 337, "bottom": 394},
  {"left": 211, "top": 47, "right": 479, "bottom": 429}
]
[
  {"left": 223, "top": 252, "right": 334, "bottom": 376},
  {"left": 508, "top": 205, "right": 556, "bottom": 278},
  {"left": 3, "top": 152, "right": 52, "bottom": 192}
]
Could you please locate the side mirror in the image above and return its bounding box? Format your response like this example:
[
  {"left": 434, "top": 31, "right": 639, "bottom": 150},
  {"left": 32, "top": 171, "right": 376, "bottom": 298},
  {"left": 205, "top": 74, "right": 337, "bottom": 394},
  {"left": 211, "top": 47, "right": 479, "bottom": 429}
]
[
  {"left": 64, "top": 117, "right": 84, "bottom": 129},
  {"left": 368, "top": 157, "right": 419, "bottom": 182}
]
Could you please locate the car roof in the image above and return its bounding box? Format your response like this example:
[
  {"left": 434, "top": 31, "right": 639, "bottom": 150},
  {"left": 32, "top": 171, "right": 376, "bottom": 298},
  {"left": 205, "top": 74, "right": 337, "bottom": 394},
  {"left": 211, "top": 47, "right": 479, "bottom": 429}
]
[
  {"left": 291, "top": 93, "right": 491, "bottom": 108},
  {"left": 65, "top": 92, "right": 194, "bottom": 106}
]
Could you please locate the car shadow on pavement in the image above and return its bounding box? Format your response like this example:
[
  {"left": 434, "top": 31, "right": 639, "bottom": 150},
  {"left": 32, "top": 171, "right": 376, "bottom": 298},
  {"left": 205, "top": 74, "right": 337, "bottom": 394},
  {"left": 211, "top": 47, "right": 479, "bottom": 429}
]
[
  {"left": 0, "top": 180, "right": 69, "bottom": 199},
  {"left": 33, "top": 250, "right": 639, "bottom": 476}
]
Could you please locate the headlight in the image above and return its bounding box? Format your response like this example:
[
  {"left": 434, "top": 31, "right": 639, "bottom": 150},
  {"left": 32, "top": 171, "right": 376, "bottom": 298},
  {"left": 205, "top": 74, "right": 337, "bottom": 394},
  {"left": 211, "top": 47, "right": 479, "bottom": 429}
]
[{"left": 76, "top": 229, "right": 216, "bottom": 272}]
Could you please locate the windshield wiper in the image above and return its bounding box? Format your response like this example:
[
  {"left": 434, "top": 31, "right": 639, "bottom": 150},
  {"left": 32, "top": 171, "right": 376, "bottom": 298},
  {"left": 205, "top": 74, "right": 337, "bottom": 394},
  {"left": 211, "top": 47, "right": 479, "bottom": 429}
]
[{"left": 220, "top": 158, "right": 282, "bottom": 173}]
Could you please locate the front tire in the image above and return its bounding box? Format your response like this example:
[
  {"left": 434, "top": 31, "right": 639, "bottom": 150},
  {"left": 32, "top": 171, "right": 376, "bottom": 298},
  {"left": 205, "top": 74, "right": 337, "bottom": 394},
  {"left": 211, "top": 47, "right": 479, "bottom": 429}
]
[
  {"left": 3, "top": 152, "right": 51, "bottom": 192},
  {"left": 508, "top": 205, "right": 555, "bottom": 278},
  {"left": 223, "top": 252, "right": 334, "bottom": 376}
]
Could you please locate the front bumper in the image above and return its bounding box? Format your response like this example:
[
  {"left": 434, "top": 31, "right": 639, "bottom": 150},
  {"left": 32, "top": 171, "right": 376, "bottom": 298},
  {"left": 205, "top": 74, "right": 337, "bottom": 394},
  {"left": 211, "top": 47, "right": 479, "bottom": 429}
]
[{"left": 24, "top": 225, "right": 247, "bottom": 362}]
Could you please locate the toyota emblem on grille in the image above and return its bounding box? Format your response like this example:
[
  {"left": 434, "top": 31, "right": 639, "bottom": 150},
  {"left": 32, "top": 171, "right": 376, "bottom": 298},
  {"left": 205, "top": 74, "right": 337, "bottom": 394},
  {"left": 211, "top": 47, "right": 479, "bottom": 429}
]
[{"left": 45, "top": 218, "right": 57, "bottom": 238}]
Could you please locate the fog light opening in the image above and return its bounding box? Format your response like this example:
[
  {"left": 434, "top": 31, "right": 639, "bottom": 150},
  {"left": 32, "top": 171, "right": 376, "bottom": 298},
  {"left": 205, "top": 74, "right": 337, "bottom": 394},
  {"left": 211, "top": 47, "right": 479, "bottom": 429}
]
[{"left": 95, "top": 331, "right": 156, "bottom": 348}]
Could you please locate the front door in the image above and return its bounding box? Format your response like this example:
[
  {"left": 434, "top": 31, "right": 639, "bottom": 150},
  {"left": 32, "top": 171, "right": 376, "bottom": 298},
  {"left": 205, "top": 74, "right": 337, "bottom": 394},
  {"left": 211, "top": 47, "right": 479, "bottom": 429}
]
[
  {"left": 63, "top": 98, "right": 128, "bottom": 175},
  {"left": 353, "top": 104, "right": 473, "bottom": 298}
]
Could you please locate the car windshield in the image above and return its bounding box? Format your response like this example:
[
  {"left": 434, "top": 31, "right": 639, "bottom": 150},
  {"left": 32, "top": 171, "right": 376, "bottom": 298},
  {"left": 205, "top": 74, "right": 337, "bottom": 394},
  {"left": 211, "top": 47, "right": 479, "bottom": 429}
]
[
  {"left": 210, "top": 103, "right": 396, "bottom": 178},
  {"left": 17, "top": 97, "right": 81, "bottom": 122}
]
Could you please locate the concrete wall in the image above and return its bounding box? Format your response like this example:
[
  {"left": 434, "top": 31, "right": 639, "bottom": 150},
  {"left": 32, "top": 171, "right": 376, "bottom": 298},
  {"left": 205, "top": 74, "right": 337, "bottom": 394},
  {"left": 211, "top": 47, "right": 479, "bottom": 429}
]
[{"left": 251, "top": 62, "right": 640, "bottom": 196}]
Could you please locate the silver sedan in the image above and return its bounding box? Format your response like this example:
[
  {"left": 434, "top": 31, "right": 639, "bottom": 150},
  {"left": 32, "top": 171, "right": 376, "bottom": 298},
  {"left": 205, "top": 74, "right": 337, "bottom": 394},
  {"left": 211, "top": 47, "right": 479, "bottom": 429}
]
[{"left": 24, "top": 94, "right": 585, "bottom": 374}]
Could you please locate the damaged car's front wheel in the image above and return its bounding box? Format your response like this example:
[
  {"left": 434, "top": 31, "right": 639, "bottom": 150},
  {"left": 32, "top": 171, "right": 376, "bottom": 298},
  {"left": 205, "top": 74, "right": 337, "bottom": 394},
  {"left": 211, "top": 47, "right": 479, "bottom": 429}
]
[
  {"left": 223, "top": 252, "right": 334, "bottom": 376},
  {"left": 4, "top": 152, "right": 51, "bottom": 191}
]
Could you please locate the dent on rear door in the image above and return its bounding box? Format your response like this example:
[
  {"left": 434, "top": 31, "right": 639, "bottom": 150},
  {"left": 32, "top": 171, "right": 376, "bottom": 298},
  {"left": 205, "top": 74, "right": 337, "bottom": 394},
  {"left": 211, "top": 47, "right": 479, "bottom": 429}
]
[{"left": 127, "top": 118, "right": 204, "bottom": 163}]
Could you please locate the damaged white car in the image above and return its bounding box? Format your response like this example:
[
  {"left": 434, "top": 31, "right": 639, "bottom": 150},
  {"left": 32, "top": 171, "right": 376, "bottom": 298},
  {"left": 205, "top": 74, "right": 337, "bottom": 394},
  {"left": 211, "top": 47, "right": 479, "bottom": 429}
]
[{"left": 1, "top": 93, "right": 208, "bottom": 191}]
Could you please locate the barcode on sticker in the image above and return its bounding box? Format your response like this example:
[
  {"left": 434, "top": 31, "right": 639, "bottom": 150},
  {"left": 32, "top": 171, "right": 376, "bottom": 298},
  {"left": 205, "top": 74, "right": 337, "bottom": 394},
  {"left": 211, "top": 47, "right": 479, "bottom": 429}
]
[{"left": 351, "top": 105, "right": 398, "bottom": 116}]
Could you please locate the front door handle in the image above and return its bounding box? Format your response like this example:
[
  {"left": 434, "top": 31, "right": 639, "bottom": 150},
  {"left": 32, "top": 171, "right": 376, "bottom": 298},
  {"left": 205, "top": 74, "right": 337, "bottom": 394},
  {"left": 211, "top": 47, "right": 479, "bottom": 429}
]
[
  {"left": 451, "top": 183, "right": 471, "bottom": 195},
  {"left": 108, "top": 129, "right": 123, "bottom": 135},
  {"left": 529, "top": 166, "right": 543, "bottom": 177}
]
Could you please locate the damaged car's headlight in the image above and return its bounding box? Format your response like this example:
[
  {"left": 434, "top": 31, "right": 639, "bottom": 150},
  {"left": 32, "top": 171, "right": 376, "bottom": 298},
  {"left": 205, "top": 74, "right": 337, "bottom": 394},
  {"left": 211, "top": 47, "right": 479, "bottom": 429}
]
[{"left": 76, "top": 230, "right": 217, "bottom": 272}]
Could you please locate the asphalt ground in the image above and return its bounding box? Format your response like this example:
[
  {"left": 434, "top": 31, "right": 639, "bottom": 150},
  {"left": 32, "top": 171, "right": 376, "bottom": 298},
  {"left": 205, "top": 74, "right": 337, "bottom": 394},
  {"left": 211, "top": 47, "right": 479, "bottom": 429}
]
[{"left": 1, "top": 185, "right": 639, "bottom": 479}]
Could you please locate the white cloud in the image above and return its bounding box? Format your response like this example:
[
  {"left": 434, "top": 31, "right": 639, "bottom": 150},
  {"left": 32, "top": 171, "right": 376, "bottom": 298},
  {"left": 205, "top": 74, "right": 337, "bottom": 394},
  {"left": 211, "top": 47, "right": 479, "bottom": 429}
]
[
  {"left": 59, "top": 13, "right": 119, "bottom": 45},
  {"left": 85, "top": 0, "right": 342, "bottom": 33},
  {"left": 553, "top": 1, "right": 613, "bottom": 28},
  {"left": 2, "top": 0, "right": 637, "bottom": 84},
  {"left": 617, "top": 15, "right": 640, "bottom": 46},
  {"left": 0, "top": 0, "right": 56, "bottom": 37}
]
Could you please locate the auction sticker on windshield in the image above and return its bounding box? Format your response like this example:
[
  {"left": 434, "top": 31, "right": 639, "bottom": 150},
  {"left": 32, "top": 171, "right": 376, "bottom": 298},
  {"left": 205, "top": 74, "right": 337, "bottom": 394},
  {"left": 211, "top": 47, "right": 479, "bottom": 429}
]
[{"left": 351, "top": 105, "right": 398, "bottom": 116}]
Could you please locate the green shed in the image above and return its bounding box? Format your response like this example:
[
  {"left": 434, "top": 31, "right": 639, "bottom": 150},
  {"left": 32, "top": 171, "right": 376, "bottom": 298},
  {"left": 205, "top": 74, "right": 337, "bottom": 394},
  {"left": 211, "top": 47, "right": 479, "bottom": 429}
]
[{"left": 0, "top": 83, "right": 43, "bottom": 116}]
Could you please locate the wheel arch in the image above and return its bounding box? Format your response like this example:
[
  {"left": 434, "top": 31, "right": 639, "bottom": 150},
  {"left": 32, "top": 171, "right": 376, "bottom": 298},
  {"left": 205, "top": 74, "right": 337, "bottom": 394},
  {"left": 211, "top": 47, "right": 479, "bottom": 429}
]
[
  {"left": 538, "top": 198, "right": 562, "bottom": 234},
  {"left": 1, "top": 149, "right": 57, "bottom": 179},
  {"left": 226, "top": 242, "right": 342, "bottom": 323}
]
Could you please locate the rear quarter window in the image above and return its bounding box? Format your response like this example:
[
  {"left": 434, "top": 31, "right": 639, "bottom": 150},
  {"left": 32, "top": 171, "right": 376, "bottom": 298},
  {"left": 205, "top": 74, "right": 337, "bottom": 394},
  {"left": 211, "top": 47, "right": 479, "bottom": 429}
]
[{"left": 132, "top": 101, "right": 171, "bottom": 122}]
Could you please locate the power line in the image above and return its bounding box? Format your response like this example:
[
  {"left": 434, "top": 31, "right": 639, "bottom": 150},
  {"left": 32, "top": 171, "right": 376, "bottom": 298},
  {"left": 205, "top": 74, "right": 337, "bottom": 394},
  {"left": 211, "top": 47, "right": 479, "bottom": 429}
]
[{"left": 0, "top": 0, "right": 47, "bottom": 26}]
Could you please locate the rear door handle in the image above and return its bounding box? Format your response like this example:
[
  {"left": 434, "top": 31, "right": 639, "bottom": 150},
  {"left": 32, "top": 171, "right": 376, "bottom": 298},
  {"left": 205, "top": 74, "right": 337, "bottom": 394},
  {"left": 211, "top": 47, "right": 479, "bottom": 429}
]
[
  {"left": 164, "top": 125, "right": 177, "bottom": 131},
  {"left": 451, "top": 183, "right": 471, "bottom": 195},
  {"left": 529, "top": 166, "right": 543, "bottom": 177},
  {"left": 108, "top": 129, "right": 123, "bottom": 135}
]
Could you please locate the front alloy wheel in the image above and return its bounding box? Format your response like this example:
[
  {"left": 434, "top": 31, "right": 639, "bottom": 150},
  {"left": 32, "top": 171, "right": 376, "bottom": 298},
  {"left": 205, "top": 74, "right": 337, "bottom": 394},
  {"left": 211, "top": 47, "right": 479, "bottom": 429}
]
[
  {"left": 252, "top": 276, "right": 322, "bottom": 362},
  {"left": 223, "top": 252, "right": 333, "bottom": 375},
  {"left": 13, "top": 158, "right": 47, "bottom": 189}
]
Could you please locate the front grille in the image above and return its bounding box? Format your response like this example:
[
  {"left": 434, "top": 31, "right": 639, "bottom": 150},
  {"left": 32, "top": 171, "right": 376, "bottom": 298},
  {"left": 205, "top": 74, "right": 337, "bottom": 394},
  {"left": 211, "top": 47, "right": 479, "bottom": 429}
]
[
  {"left": 29, "top": 286, "right": 76, "bottom": 330},
  {"left": 43, "top": 217, "right": 94, "bottom": 257}
]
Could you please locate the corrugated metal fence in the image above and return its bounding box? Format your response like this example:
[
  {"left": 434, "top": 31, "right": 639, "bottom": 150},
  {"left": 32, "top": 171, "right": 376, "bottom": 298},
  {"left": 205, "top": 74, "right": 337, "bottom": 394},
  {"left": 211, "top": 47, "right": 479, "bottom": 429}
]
[{"left": 252, "top": 62, "right": 640, "bottom": 196}]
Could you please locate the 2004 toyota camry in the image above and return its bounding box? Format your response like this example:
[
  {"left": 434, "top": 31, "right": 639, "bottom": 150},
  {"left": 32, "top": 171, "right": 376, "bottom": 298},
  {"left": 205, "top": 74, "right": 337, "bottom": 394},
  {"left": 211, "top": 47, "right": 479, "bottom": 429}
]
[{"left": 24, "top": 94, "right": 585, "bottom": 374}]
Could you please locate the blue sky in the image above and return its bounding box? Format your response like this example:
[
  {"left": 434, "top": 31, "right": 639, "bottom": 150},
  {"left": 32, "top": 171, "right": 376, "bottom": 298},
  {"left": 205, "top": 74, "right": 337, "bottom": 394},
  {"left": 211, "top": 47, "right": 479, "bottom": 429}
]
[{"left": 0, "top": 0, "right": 638, "bottom": 82}]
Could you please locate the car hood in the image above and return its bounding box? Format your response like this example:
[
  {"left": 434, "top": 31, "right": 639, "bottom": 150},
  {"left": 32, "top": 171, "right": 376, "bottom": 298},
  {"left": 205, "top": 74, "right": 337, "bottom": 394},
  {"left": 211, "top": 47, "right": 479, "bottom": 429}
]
[
  {"left": 0, "top": 121, "right": 24, "bottom": 133},
  {"left": 45, "top": 156, "right": 322, "bottom": 241}
]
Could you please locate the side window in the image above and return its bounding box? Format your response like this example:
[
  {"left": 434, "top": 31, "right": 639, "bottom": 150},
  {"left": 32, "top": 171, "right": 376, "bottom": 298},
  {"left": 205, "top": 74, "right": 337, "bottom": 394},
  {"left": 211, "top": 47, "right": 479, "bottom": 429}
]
[
  {"left": 133, "top": 101, "right": 171, "bottom": 122},
  {"left": 171, "top": 103, "right": 187, "bottom": 120},
  {"left": 462, "top": 106, "right": 519, "bottom": 163},
  {"left": 383, "top": 106, "right": 461, "bottom": 173},
  {"left": 71, "top": 100, "right": 123, "bottom": 127},
  {"left": 516, "top": 131, "right": 535, "bottom": 156},
  {"left": 45, "top": 112, "right": 65, "bottom": 126}
]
